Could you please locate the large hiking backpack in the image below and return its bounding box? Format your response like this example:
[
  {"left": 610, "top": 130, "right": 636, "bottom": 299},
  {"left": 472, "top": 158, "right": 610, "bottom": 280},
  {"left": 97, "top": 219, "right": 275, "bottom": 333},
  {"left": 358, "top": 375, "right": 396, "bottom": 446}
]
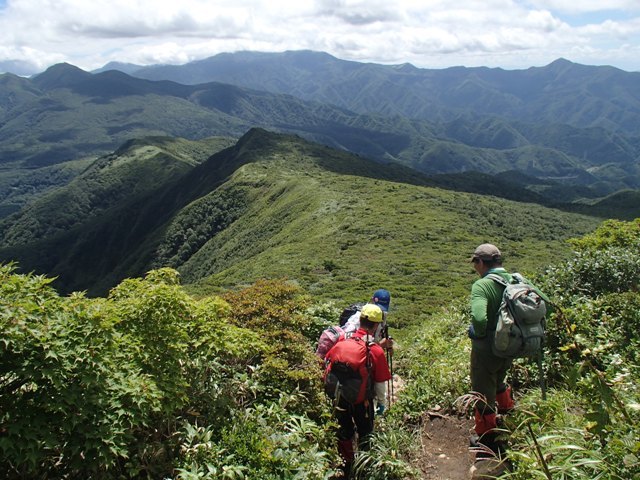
[
  {"left": 316, "top": 325, "right": 348, "bottom": 359},
  {"left": 487, "top": 273, "right": 547, "bottom": 359},
  {"left": 338, "top": 302, "right": 364, "bottom": 327},
  {"left": 323, "top": 336, "right": 373, "bottom": 405}
]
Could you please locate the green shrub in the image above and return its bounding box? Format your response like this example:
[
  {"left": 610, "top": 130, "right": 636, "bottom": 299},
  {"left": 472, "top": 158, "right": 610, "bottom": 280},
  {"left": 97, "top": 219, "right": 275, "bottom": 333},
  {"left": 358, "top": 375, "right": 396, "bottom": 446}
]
[
  {"left": 222, "top": 279, "right": 326, "bottom": 417},
  {"left": 222, "top": 278, "right": 310, "bottom": 331},
  {"left": 351, "top": 422, "right": 421, "bottom": 479},
  {"left": 0, "top": 268, "right": 308, "bottom": 478},
  {"left": 175, "top": 393, "right": 337, "bottom": 480},
  {"left": 0, "top": 265, "right": 162, "bottom": 477},
  {"left": 503, "top": 218, "right": 640, "bottom": 479}
]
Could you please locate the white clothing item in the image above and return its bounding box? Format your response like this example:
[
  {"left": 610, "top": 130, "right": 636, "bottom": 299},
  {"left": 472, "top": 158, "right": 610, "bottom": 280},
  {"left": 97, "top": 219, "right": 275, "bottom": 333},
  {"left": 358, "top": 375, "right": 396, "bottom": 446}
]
[
  {"left": 343, "top": 311, "right": 386, "bottom": 343},
  {"left": 374, "top": 381, "right": 387, "bottom": 407},
  {"left": 342, "top": 311, "right": 361, "bottom": 334}
]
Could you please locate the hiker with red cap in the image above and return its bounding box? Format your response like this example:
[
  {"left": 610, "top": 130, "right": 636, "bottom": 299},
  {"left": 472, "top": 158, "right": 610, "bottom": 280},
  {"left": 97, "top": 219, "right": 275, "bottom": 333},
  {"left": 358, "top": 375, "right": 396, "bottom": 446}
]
[
  {"left": 467, "top": 243, "right": 549, "bottom": 477},
  {"left": 324, "top": 303, "right": 392, "bottom": 478}
]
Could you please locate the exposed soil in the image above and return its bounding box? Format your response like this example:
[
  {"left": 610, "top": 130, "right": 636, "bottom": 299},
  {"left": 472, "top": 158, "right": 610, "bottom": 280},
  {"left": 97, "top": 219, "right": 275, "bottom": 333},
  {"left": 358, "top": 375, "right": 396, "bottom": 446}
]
[{"left": 416, "top": 412, "right": 475, "bottom": 479}]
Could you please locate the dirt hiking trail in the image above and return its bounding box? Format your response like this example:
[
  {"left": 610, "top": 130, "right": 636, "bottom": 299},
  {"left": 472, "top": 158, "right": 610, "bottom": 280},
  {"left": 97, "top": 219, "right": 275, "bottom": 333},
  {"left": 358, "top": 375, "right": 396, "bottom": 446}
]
[{"left": 416, "top": 412, "right": 475, "bottom": 479}]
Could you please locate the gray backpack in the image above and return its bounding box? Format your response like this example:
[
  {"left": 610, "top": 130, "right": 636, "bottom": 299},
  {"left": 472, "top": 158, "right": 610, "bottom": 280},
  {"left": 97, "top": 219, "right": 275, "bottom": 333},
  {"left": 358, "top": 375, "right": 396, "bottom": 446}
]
[{"left": 487, "top": 273, "right": 547, "bottom": 359}]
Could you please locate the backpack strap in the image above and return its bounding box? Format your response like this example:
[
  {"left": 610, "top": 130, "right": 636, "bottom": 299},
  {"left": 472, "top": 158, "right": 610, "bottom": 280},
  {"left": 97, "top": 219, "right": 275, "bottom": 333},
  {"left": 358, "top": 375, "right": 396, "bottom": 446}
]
[
  {"left": 327, "top": 326, "right": 343, "bottom": 336},
  {"left": 511, "top": 272, "right": 526, "bottom": 283},
  {"left": 488, "top": 272, "right": 530, "bottom": 286},
  {"left": 486, "top": 273, "right": 508, "bottom": 287},
  {"left": 349, "top": 335, "right": 374, "bottom": 398}
]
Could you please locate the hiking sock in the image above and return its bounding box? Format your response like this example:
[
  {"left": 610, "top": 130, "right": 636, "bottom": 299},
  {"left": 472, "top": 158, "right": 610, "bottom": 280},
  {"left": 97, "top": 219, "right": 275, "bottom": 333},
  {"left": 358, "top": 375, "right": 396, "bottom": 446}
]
[{"left": 473, "top": 410, "right": 497, "bottom": 436}]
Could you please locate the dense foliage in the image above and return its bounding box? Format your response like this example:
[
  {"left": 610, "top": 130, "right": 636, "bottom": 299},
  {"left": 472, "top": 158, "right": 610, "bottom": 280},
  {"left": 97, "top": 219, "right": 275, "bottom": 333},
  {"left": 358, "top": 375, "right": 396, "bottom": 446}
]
[
  {"left": 3, "top": 216, "right": 639, "bottom": 479},
  {"left": 508, "top": 218, "right": 640, "bottom": 479},
  {"left": 391, "top": 218, "right": 640, "bottom": 479},
  {"left": 0, "top": 271, "right": 338, "bottom": 478}
]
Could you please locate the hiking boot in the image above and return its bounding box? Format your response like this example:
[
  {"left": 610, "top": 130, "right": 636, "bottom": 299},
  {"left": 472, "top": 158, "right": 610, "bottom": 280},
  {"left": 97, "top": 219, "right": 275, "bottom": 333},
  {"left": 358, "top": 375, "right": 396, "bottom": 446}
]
[
  {"left": 471, "top": 432, "right": 508, "bottom": 460},
  {"left": 469, "top": 458, "right": 509, "bottom": 479},
  {"left": 469, "top": 433, "right": 480, "bottom": 448}
]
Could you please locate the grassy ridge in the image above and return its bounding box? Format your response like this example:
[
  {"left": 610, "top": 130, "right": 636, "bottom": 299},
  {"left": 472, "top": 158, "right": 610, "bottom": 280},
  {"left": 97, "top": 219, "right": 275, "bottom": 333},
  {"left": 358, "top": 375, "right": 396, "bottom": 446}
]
[
  {"left": 185, "top": 154, "right": 601, "bottom": 318},
  {"left": 0, "top": 136, "right": 235, "bottom": 245},
  {"left": 0, "top": 129, "right": 601, "bottom": 317}
]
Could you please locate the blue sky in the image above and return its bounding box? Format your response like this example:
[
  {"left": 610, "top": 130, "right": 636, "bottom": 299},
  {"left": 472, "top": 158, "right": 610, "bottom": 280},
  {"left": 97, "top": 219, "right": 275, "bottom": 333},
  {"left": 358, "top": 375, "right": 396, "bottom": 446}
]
[
  {"left": 0, "top": 0, "right": 639, "bottom": 75},
  {"left": 560, "top": 9, "right": 630, "bottom": 27}
]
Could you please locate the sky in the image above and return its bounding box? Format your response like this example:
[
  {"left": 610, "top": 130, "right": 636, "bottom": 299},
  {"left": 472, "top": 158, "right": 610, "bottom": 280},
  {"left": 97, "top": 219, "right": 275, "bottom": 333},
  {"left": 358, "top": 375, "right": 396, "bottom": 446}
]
[{"left": 1, "top": 0, "right": 639, "bottom": 76}]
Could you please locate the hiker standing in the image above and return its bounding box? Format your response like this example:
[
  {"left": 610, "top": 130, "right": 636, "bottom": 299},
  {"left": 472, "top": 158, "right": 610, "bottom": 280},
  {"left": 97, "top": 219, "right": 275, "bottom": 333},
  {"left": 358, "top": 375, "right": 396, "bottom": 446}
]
[
  {"left": 467, "top": 243, "right": 550, "bottom": 477},
  {"left": 343, "top": 289, "right": 393, "bottom": 351},
  {"left": 468, "top": 244, "right": 516, "bottom": 463},
  {"left": 324, "top": 303, "right": 392, "bottom": 477}
]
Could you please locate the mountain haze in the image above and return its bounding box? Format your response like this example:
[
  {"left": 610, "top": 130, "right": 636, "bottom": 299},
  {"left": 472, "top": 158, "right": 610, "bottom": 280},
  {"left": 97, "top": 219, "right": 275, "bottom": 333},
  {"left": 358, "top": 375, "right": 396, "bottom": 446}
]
[
  {"left": 114, "top": 51, "right": 640, "bottom": 195},
  {"left": 2, "top": 58, "right": 639, "bottom": 213}
]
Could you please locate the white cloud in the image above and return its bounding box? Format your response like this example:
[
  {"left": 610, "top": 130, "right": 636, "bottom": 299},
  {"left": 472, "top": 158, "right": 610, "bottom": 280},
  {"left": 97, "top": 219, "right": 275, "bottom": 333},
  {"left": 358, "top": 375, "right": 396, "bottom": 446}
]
[
  {"left": 0, "top": 0, "right": 638, "bottom": 74},
  {"left": 529, "top": 0, "right": 640, "bottom": 14}
]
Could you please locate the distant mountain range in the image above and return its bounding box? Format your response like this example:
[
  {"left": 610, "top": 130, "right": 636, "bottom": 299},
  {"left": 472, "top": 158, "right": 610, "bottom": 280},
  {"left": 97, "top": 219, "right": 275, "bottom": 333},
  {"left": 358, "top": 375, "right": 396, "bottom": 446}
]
[
  {"left": 1, "top": 52, "right": 639, "bottom": 215},
  {"left": 104, "top": 51, "right": 640, "bottom": 135}
]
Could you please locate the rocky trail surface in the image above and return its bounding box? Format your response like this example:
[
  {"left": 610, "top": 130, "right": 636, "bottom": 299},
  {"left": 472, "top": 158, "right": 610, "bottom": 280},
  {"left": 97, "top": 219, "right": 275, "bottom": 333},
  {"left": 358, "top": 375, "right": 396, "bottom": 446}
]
[{"left": 416, "top": 412, "right": 475, "bottom": 479}]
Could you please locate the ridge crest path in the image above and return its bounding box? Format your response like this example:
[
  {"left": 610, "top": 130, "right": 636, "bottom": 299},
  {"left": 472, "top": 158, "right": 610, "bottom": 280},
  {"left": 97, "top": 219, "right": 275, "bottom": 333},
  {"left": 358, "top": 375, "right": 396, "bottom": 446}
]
[{"left": 417, "top": 413, "right": 475, "bottom": 479}]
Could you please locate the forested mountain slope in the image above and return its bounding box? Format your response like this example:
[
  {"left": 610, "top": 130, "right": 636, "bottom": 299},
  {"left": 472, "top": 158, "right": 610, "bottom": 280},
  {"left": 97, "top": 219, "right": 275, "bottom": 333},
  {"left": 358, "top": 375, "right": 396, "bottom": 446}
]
[
  {"left": 124, "top": 51, "right": 640, "bottom": 135},
  {"left": 0, "top": 129, "right": 601, "bottom": 304},
  {"left": 115, "top": 51, "right": 640, "bottom": 196},
  {"left": 1, "top": 60, "right": 639, "bottom": 218},
  {"left": 0, "top": 135, "right": 235, "bottom": 245}
]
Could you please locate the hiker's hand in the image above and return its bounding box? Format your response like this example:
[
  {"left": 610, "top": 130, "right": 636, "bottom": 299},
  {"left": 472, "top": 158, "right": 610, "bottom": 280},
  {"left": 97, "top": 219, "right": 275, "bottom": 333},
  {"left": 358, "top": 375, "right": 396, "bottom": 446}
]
[
  {"left": 379, "top": 337, "right": 393, "bottom": 352},
  {"left": 376, "top": 404, "right": 385, "bottom": 416},
  {"left": 468, "top": 325, "right": 480, "bottom": 340}
]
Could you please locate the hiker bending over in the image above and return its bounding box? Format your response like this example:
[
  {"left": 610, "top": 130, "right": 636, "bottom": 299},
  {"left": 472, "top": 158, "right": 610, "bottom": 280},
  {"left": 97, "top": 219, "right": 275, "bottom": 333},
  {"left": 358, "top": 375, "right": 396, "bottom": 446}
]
[
  {"left": 324, "top": 303, "right": 391, "bottom": 477},
  {"left": 467, "top": 243, "right": 549, "bottom": 475},
  {"left": 343, "top": 289, "right": 394, "bottom": 351}
]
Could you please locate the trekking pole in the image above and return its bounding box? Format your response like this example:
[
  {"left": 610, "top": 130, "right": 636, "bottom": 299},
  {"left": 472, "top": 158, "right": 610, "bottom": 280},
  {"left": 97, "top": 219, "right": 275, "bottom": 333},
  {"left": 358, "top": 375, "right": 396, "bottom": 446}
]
[
  {"left": 382, "top": 322, "right": 394, "bottom": 405},
  {"left": 388, "top": 342, "right": 394, "bottom": 403},
  {"left": 537, "top": 347, "right": 546, "bottom": 401}
]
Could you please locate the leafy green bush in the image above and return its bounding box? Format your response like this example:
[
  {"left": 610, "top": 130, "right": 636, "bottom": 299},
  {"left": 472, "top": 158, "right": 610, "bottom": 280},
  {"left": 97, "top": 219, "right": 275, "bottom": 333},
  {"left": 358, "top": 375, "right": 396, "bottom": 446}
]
[
  {"left": 543, "top": 247, "right": 640, "bottom": 300},
  {"left": 108, "top": 268, "right": 194, "bottom": 414},
  {"left": 504, "top": 218, "right": 640, "bottom": 479},
  {"left": 0, "top": 269, "right": 328, "bottom": 478},
  {"left": 175, "top": 393, "right": 337, "bottom": 480},
  {"left": 568, "top": 218, "right": 640, "bottom": 251},
  {"left": 222, "top": 278, "right": 310, "bottom": 331},
  {"left": 0, "top": 264, "right": 162, "bottom": 477},
  {"left": 222, "top": 279, "right": 326, "bottom": 417},
  {"left": 352, "top": 422, "right": 421, "bottom": 479}
]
